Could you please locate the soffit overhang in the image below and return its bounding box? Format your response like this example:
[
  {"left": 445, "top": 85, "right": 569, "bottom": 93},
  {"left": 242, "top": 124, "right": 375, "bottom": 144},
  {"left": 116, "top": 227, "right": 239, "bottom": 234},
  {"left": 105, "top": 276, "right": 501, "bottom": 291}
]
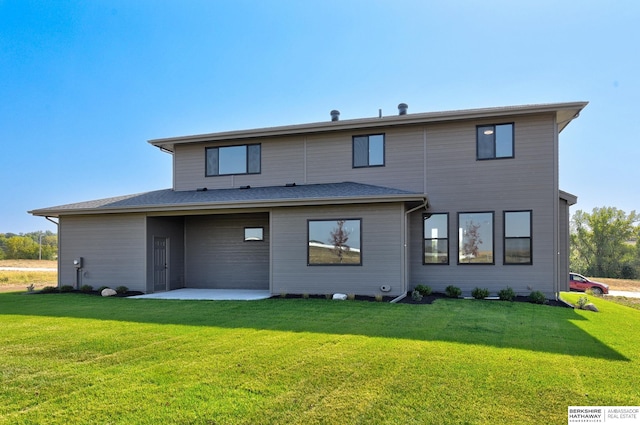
[{"left": 149, "top": 101, "right": 588, "bottom": 152}]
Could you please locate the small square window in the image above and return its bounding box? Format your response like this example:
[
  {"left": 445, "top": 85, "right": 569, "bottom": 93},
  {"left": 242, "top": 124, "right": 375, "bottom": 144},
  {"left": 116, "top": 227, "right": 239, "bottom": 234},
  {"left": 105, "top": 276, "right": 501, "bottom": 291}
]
[
  {"left": 477, "top": 124, "right": 514, "bottom": 160},
  {"left": 353, "top": 134, "right": 385, "bottom": 167},
  {"left": 244, "top": 227, "right": 264, "bottom": 241}
]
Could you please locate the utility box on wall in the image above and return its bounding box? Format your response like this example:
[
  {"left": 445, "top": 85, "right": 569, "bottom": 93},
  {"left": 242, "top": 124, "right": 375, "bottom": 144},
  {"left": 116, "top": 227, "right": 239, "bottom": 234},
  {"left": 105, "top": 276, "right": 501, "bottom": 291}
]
[{"left": 73, "top": 257, "right": 83, "bottom": 268}]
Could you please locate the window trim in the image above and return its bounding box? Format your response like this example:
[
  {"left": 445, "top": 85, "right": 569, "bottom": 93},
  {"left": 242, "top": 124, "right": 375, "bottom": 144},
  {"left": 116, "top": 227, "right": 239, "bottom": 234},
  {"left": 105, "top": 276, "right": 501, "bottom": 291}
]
[
  {"left": 503, "top": 210, "right": 533, "bottom": 265},
  {"left": 476, "top": 123, "right": 514, "bottom": 160},
  {"left": 457, "top": 211, "right": 495, "bottom": 265},
  {"left": 423, "top": 213, "right": 449, "bottom": 265},
  {"left": 352, "top": 133, "right": 385, "bottom": 168},
  {"left": 205, "top": 143, "right": 261, "bottom": 177},
  {"left": 307, "top": 218, "right": 362, "bottom": 266}
]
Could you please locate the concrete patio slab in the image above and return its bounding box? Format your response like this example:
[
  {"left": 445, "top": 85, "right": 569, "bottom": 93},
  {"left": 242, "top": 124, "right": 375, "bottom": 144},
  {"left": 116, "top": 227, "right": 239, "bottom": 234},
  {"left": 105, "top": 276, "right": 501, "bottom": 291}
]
[{"left": 128, "top": 288, "right": 272, "bottom": 301}]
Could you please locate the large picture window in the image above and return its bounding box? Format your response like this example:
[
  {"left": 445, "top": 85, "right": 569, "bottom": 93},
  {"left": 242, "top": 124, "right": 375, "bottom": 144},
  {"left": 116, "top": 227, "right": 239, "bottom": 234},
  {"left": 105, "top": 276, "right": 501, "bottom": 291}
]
[
  {"left": 205, "top": 144, "right": 261, "bottom": 176},
  {"left": 458, "top": 212, "right": 494, "bottom": 264},
  {"left": 423, "top": 213, "right": 449, "bottom": 264},
  {"left": 353, "top": 134, "right": 385, "bottom": 167},
  {"left": 308, "top": 219, "right": 361, "bottom": 265},
  {"left": 477, "top": 123, "right": 514, "bottom": 160},
  {"left": 504, "top": 211, "right": 532, "bottom": 264}
]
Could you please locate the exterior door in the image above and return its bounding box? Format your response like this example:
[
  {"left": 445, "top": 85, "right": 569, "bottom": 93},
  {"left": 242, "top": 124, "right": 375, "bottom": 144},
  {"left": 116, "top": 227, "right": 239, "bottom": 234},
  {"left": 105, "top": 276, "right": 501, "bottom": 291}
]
[{"left": 153, "top": 237, "right": 169, "bottom": 292}]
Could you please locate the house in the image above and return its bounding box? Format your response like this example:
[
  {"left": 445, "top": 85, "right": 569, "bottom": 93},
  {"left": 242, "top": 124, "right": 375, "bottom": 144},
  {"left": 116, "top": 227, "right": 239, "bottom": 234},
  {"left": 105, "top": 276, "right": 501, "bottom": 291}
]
[{"left": 29, "top": 101, "right": 587, "bottom": 299}]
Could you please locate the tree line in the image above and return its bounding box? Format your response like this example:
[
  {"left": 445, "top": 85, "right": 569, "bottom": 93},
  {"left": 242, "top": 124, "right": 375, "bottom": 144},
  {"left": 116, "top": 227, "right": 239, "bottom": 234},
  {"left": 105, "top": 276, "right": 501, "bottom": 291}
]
[
  {"left": 571, "top": 207, "right": 639, "bottom": 279},
  {"left": 0, "top": 231, "right": 58, "bottom": 260}
]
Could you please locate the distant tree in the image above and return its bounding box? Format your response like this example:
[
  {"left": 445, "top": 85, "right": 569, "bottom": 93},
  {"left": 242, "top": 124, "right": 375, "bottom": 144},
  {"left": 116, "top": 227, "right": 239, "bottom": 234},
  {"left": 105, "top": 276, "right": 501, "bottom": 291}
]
[
  {"left": 329, "top": 220, "right": 351, "bottom": 263},
  {"left": 5, "top": 236, "right": 39, "bottom": 259},
  {"left": 570, "top": 207, "right": 639, "bottom": 278},
  {"left": 0, "top": 231, "right": 57, "bottom": 260}
]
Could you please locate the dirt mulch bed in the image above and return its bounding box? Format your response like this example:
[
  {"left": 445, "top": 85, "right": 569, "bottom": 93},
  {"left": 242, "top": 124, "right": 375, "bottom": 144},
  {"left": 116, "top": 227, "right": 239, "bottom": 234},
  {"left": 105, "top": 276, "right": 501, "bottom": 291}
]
[
  {"left": 275, "top": 292, "right": 570, "bottom": 307},
  {"left": 26, "top": 289, "right": 144, "bottom": 297},
  {"left": 397, "top": 292, "right": 570, "bottom": 307}
]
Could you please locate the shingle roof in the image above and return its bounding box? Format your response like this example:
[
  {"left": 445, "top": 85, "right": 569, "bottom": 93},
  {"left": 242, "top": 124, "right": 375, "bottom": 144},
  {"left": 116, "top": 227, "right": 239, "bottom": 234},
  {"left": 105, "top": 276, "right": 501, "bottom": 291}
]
[{"left": 29, "top": 182, "right": 426, "bottom": 217}]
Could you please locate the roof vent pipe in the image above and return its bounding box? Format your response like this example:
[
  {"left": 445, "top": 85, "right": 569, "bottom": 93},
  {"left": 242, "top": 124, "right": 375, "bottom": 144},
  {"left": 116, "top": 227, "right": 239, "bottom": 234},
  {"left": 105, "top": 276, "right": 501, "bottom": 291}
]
[
  {"left": 398, "top": 103, "right": 408, "bottom": 115},
  {"left": 330, "top": 110, "right": 340, "bottom": 121}
]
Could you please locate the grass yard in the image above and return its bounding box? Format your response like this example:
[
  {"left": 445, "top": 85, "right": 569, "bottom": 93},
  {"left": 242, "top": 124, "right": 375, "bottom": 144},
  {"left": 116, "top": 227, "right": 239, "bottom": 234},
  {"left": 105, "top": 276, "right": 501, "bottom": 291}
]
[{"left": 1, "top": 292, "right": 638, "bottom": 424}]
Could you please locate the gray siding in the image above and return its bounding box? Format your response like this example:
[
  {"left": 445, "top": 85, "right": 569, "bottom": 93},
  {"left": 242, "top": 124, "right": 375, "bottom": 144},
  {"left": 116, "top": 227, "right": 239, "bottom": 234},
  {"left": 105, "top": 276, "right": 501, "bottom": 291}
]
[
  {"left": 174, "top": 137, "right": 306, "bottom": 191},
  {"left": 185, "top": 213, "right": 269, "bottom": 289},
  {"left": 146, "top": 217, "right": 185, "bottom": 292},
  {"left": 408, "top": 114, "right": 560, "bottom": 297},
  {"left": 172, "top": 128, "right": 426, "bottom": 192},
  {"left": 58, "top": 214, "right": 147, "bottom": 292},
  {"left": 271, "top": 203, "right": 405, "bottom": 296}
]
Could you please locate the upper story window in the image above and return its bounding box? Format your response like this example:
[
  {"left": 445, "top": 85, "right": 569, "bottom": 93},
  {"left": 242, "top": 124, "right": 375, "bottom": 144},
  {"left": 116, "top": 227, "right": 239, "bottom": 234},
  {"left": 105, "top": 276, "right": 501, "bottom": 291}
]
[
  {"left": 353, "top": 134, "right": 385, "bottom": 168},
  {"left": 477, "top": 123, "right": 514, "bottom": 160},
  {"left": 205, "top": 144, "right": 261, "bottom": 176}
]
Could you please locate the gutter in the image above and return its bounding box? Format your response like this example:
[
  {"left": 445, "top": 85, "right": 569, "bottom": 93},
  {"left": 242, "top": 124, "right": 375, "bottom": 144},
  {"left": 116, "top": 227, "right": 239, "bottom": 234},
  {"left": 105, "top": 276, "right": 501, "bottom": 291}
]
[{"left": 43, "top": 216, "right": 60, "bottom": 288}]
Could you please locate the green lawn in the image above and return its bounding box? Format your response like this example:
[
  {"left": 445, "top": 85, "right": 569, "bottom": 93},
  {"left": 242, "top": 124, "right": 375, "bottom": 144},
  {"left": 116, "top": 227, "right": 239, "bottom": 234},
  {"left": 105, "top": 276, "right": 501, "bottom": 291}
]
[{"left": 0, "top": 292, "right": 638, "bottom": 424}]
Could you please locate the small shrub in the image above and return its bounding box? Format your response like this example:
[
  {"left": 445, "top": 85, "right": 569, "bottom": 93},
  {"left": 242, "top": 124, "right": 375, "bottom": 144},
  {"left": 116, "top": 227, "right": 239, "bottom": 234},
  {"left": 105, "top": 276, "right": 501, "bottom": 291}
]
[
  {"left": 115, "top": 286, "right": 129, "bottom": 294},
  {"left": 411, "top": 290, "right": 423, "bottom": 302},
  {"left": 97, "top": 286, "right": 110, "bottom": 293},
  {"left": 80, "top": 284, "right": 93, "bottom": 293},
  {"left": 0, "top": 276, "right": 9, "bottom": 283},
  {"left": 471, "top": 287, "right": 490, "bottom": 299},
  {"left": 576, "top": 296, "right": 589, "bottom": 309},
  {"left": 347, "top": 293, "right": 355, "bottom": 301},
  {"left": 302, "top": 293, "right": 310, "bottom": 299},
  {"left": 529, "top": 290, "right": 547, "bottom": 304},
  {"left": 498, "top": 287, "right": 516, "bottom": 301},
  {"left": 26, "top": 284, "right": 35, "bottom": 292},
  {"left": 374, "top": 293, "right": 383, "bottom": 302},
  {"left": 279, "top": 292, "right": 287, "bottom": 298},
  {"left": 325, "top": 294, "right": 332, "bottom": 300},
  {"left": 415, "top": 284, "right": 432, "bottom": 296},
  {"left": 59, "top": 285, "right": 74, "bottom": 293},
  {"left": 445, "top": 285, "right": 462, "bottom": 298},
  {"left": 40, "top": 286, "right": 59, "bottom": 294}
]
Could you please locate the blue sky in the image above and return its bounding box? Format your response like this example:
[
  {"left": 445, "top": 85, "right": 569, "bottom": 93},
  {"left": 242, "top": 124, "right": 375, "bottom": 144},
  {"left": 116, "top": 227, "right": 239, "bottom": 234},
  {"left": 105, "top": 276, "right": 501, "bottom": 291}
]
[{"left": 1, "top": 1, "right": 638, "bottom": 233}]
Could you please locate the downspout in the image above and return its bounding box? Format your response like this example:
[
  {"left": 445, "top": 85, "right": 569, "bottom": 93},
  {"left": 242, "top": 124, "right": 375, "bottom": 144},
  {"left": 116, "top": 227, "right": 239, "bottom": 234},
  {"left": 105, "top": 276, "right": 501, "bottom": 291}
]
[
  {"left": 391, "top": 196, "right": 429, "bottom": 303},
  {"left": 44, "top": 217, "right": 60, "bottom": 288}
]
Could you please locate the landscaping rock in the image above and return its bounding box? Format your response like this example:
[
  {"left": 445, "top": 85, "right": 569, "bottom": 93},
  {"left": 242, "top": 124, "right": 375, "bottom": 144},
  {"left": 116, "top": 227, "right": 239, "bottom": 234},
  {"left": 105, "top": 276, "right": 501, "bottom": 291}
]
[
  {"left": 332, "top": 293, "right": 347, "bottom": 300},
  {"left": 101, "top": 288, "right": 117, "bottom": 297},
  {"left": 583, "top": 303, "right": 599, "bottom": 312}
]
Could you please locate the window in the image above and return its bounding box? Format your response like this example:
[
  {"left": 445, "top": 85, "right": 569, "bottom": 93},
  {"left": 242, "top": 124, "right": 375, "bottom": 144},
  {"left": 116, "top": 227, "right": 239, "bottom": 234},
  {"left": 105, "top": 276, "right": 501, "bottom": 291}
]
[
  {"left": 423, "top": 213, "right": 449, "bottom": 264},
  {"left": 477, "top": 123, "right": 514, "bottom": 160},
  {"left": 458, "top": 212, "right": 494, "bottom": 264},
  {"left": 244, "top": 227, "right": 264, "bottom": 241},
  {"left": 308, "top": 219, "right": 361, "bottom": 265},
  {"left": 205, "top": 144, "right": 261, "bottom": 176},
  {"left": 353, "top": 134, "right": 384, "bottom": 167},
  {"left": 504, "top": 211, "right": 532, "bottom": 264}
]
